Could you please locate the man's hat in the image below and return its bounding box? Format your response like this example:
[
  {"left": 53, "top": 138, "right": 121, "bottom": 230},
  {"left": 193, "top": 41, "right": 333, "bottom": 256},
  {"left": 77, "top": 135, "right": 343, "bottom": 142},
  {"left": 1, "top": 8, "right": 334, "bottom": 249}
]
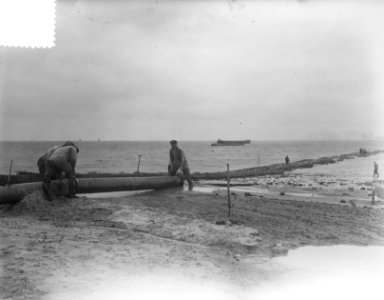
[{"left": 169, "top": 140, "right": 177, "bottom": 145}]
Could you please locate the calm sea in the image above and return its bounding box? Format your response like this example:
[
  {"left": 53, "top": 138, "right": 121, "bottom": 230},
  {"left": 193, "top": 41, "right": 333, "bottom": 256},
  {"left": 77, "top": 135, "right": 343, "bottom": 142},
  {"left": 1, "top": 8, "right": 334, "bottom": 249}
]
[{"left": 1, "top": 140, "right": 384, "bottom": 176}]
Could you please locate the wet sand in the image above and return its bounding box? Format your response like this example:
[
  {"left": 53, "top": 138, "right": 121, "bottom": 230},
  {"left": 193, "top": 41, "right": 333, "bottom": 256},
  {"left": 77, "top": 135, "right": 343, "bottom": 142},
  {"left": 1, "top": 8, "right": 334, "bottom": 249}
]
[{"left": 1, "top": 174, "right": 384, "bottom": 299}]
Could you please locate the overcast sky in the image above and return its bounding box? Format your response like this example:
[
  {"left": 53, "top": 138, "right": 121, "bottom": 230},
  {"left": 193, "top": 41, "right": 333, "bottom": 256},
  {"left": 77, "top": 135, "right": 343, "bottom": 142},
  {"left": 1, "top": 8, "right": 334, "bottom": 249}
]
[{"left": 0, "top": 0, "right": 383, "bottom": 141}]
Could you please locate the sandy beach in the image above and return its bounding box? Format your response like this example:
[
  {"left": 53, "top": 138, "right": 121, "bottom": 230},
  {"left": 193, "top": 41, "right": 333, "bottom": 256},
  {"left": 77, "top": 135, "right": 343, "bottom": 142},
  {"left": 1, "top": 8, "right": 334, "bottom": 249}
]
[{"left": 1, "top": 171, "right": 384, "bottom": 300}]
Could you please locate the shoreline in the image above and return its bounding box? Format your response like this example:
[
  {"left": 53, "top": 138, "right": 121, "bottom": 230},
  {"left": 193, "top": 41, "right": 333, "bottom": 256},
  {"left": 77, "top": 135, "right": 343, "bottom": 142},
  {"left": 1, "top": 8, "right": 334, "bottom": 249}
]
[{"left": 1, "top": 149, "right": 383, "bottom": 185}]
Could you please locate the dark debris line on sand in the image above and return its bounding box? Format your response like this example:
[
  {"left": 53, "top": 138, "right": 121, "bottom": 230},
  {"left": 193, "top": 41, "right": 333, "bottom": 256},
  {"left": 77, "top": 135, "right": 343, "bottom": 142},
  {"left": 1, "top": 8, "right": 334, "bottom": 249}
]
[{"left": 142, "top": 191, "right": 384, "bottom": 246}]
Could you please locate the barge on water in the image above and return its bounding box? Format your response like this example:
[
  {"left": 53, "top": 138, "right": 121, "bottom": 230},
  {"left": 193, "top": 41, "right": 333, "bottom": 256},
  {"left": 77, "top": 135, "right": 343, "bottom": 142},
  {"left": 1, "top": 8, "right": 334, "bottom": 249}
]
[{"left": 211, "top": 139, "right": 251, "bottom": 146}]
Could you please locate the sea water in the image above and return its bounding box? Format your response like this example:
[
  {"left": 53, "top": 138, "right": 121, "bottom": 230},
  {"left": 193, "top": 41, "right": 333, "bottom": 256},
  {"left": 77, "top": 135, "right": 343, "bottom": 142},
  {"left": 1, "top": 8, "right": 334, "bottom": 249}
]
[{"left": 0, "top": 140, "right": 383, "bottom": 175}]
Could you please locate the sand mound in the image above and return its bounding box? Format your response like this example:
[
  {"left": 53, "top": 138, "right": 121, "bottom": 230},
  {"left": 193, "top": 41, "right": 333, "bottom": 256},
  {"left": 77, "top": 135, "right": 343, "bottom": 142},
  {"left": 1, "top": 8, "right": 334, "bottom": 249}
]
[
  {"left": 1, "top": 191, "right": 50, "bottom": 214},
  {"left": 1, "top": 192, "right": 116, "bottom": 225}
]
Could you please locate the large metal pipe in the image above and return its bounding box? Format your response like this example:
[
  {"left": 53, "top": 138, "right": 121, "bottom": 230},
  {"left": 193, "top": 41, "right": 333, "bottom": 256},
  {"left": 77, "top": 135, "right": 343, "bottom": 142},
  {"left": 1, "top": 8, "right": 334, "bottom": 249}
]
[{"left": 0, "top": 176, "right": 184, "bottom": 204}]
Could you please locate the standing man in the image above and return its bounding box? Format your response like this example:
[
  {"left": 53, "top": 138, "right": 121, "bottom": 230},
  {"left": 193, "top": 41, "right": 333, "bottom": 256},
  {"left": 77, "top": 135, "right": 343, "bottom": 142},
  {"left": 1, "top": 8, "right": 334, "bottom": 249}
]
[
  {"left": 168, "top": 140, "right": 193, "bottom": 191},
  {"left": 42, "top": 141, "right": 79, "bottom": 200},
  {"left": 285, "top": 155, "right": 290, "bottom": 165},
  {"left": 373, "top": 161, "right": 379, "bottom": 178}
]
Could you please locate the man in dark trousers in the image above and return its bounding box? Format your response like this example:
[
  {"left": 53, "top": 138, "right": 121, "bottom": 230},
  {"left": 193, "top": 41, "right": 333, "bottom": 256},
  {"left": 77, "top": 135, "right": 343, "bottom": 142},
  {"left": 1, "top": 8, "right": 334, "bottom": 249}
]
[
  {"left": 168, "top": 140, "right": 193, "bottom": 191},
  {"left": 374, "top": 161, "right": 379, "bottom": 178},
  {"left": 285, "top": 155, "right": 290, "bottom": 165}
]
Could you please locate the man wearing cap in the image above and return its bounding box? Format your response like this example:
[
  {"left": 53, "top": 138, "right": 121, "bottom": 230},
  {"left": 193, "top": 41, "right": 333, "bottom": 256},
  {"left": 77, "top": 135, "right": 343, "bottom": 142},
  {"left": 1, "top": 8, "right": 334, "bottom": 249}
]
[
  {"left": 168, "top": 140, "right": 193, "bottom": 191},
  {"left": 42, "top": 141, "right": 79, "bottom": 200}
]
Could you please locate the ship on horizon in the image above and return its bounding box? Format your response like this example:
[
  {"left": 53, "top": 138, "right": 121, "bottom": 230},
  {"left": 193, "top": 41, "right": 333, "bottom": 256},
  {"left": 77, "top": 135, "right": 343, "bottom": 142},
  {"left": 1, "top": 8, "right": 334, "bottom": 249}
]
[{"left": 211, "top": 139, "right": 251, "bottom": 146}]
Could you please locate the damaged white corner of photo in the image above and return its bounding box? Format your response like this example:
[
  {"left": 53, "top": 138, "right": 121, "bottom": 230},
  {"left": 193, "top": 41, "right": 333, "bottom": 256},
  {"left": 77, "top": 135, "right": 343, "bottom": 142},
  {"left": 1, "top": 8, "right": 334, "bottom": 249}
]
[{"left": 0, "top": 0, "right": 55, "bottom": 48}]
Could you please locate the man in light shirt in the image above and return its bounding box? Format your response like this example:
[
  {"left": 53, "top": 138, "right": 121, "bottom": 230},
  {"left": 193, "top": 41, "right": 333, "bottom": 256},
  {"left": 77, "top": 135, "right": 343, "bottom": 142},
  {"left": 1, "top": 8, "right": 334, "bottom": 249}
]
[
  {"left": 168, "top": 140, "right": 193, "bottom": 191},
  {"left": 37, "top": 145, "right": 60, "bottom": 177}
]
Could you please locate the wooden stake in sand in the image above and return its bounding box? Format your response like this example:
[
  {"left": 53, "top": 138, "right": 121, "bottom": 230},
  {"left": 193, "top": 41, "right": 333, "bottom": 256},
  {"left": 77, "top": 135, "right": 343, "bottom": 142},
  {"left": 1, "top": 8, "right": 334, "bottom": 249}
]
[
  {"left": 136, "top": 155, "right": 142, "bottom": 173},
  {"left": 7, "top": 160, "right": 13, "bottom": 187},
  {"left": 372, "top": 189, "right": 375, "bottom": 205},
  {"left": 227, "top": 163, "right": 231, "bottom": 217}
]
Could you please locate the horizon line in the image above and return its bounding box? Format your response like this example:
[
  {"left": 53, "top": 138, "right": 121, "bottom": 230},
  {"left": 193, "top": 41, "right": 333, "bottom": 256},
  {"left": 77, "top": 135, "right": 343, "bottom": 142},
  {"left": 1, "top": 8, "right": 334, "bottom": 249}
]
[{"left": 0, "top": 138, "right": 383, "bottom": 143}]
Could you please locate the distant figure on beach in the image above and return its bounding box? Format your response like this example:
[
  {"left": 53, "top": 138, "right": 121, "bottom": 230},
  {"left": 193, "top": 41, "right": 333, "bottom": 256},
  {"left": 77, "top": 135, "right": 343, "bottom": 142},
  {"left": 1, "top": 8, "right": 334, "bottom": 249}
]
[
  {"left": 285, "top": 155, "right": 290, "bottom": 165},
  {"left": 42, "top": 141, "right": 79, "bottom": 200},
  {"left": 373, "top": 161, "right": 379, "bottom": 178},
  {"left": 168, "top": 140, "right": 193, "bottom": 191}
]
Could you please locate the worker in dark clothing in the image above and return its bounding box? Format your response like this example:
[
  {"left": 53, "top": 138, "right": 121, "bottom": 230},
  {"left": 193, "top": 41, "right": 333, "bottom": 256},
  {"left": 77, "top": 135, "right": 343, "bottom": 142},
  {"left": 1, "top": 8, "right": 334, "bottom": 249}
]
[
  {"left": 42, "top": 141, "right": 79, "bottom": 200},
  {"left": 374, "top": 161, "right": 379, "bottom": 178},
  {"left": 285, "top": 155, "right": 290, "bottom": 165},
  {"left": 168, "top": 140, "right": 193, "bottom": 191}
]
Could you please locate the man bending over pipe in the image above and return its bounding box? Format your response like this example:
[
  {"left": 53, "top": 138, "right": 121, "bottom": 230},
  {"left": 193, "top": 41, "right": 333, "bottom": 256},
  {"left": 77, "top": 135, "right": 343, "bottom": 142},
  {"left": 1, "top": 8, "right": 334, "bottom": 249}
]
[
  {"left": 42, "top": 141, "right": 79, "bottom": 200},
  {"left": 37, "top": 144, "right": 61, "bottom": 178}
]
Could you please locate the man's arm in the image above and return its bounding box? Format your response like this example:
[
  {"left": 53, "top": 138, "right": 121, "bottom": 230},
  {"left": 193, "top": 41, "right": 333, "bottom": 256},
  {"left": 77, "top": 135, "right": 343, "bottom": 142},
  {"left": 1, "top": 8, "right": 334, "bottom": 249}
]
[{"left": 169, "top": 149, "right": 174, "bottom": 168}]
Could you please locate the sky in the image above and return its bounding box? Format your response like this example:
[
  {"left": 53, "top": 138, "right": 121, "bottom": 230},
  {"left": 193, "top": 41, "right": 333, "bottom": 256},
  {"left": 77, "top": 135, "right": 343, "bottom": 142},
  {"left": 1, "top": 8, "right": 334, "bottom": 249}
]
[{"left": 0, "top": 0, "right": 383, "bottom": 141}]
